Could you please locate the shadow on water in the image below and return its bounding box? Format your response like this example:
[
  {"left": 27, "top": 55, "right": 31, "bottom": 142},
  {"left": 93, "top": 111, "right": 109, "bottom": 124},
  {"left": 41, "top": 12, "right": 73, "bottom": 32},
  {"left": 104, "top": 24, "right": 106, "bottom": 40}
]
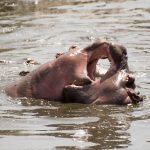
[{"left": 0, "top": 0, "right": 150, "bottom": 149}]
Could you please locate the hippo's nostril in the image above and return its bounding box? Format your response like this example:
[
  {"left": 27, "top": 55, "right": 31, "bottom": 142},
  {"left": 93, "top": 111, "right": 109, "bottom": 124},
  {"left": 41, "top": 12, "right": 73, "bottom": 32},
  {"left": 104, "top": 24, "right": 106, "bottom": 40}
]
[{"left": 137, "top": 91, "right": 140, "bottom": 95}]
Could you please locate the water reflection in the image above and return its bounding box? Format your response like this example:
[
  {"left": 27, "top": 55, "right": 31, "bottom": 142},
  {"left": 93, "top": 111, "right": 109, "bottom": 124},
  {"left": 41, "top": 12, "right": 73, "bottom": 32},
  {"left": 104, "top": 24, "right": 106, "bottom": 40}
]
[{"left": 0, "top": 97, "right": 135, "bottom": 149}]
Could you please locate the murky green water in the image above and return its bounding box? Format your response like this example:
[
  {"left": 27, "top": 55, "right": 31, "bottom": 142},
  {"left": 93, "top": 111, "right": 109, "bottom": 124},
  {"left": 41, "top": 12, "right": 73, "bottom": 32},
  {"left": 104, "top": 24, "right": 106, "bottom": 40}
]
[{"left": 0, "top": 0, "right": 150, "bottom": 149}]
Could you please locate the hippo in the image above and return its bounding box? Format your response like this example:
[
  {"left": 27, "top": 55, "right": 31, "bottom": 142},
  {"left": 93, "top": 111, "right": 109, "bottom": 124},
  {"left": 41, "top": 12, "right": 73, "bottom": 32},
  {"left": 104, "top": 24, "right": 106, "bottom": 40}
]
[
  {"left": 63, "top": 70, "right": 143, "bottom": 105},
  {"left": 5, "top": 40, "right": 111, "bottom": 100},
  {"left": 63, "top": 44, "right": 142, "bottom": 105},
  {"left": 55, "top": 43, "right": 129, "bottom": 81},
  {"left": 99, "top": 43, "right": 129, "bottom": 83}
]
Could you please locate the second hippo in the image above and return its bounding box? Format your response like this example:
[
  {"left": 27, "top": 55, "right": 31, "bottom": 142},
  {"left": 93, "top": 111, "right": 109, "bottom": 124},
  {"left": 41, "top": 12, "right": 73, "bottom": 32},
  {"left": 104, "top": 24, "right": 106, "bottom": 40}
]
[{"left": 63, "top": 43, "right": 142, "bottom": 105}]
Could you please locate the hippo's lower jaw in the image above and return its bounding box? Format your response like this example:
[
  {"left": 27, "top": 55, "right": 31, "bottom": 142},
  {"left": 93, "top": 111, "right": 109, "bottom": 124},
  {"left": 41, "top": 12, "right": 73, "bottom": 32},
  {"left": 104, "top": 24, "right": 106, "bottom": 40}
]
[{"left": 63, "top": 69, "right": 144, "bottom": 105}]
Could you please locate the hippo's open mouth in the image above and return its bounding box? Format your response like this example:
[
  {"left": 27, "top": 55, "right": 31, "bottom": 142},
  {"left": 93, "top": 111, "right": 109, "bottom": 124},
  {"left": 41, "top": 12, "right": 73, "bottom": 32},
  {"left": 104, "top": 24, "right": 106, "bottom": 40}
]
[
  {"left": 87, "top": 59, "right": 99, "bottom": 81},
  {"left": 87, "top": 54, "right": 111, "bottom": 81}
]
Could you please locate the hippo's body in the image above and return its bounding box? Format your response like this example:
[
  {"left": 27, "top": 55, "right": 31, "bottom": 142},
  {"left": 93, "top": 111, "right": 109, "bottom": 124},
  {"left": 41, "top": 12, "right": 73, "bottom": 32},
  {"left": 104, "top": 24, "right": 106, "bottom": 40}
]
[{"left": 5, "top": 41, "right": 110, "bottom": 100}]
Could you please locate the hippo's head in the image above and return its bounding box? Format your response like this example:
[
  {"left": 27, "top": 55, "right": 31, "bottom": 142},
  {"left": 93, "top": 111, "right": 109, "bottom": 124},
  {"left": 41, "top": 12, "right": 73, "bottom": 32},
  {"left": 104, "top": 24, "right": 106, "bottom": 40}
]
[
  {"left": 100, "top": 42, "right": 130, "bottom": 82},
  {"left": 83, "top": 40, "right": 110, "bottom": 80},
  {"left": 108, "top": 43, "right": 129, "bottom": 72},
  {"left": 116, "top": 70, "right": 143, "bottom": 104},
  {"left": 115, "top": 70, "right": 135, "bottom": 88}
]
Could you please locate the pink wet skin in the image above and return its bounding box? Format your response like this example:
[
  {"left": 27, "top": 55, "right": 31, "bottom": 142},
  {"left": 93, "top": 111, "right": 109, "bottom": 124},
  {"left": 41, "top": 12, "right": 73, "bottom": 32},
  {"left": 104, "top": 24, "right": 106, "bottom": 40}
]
[
  {"left": 63, "top": 70, "right": 143, "bottom": 105},
  {"left": 63, "top": 43, "right": 143, "bottom": 105},
  {"left": 5, "top": 40, "right": 111, "bottom": 100}
]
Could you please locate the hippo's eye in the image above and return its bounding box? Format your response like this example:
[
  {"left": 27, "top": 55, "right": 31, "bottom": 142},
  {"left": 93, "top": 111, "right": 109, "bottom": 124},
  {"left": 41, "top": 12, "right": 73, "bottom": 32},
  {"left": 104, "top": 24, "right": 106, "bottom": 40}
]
[
  {"left": 122, "top": 50, "right": 127, "bottom": 57},
  {"left": 122, "top": 54, "right": 128, "bottom": 60}
]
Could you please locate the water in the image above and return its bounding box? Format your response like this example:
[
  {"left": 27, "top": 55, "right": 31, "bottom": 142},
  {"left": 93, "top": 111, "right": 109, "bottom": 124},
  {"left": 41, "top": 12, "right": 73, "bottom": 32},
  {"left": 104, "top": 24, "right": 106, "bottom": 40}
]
[{"left": 0, "top": 0, "right": 150, "bottom": 149}]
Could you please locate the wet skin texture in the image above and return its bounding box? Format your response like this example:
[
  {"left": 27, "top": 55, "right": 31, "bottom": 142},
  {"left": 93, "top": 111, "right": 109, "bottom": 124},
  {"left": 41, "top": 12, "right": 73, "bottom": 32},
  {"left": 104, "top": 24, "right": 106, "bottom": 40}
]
[
  {"left": 63, "top": 44, "right": 143, "bottom": 105},
  {"left": 100, "top": 43, "right": 129, "bottom": 82},
  {"left": 63, "top": 70, "right": 143, "bottom": 105},
  {"left": 5, "top": 41, "right": 110, "bottom": 100}
]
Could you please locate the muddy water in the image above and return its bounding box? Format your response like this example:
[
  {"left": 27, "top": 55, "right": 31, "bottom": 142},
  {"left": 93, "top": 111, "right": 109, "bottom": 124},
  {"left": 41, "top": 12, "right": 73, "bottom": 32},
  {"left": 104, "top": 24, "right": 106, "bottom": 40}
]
[{"left": 0, "top": 0, "right": 150, "bottom": 149}]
